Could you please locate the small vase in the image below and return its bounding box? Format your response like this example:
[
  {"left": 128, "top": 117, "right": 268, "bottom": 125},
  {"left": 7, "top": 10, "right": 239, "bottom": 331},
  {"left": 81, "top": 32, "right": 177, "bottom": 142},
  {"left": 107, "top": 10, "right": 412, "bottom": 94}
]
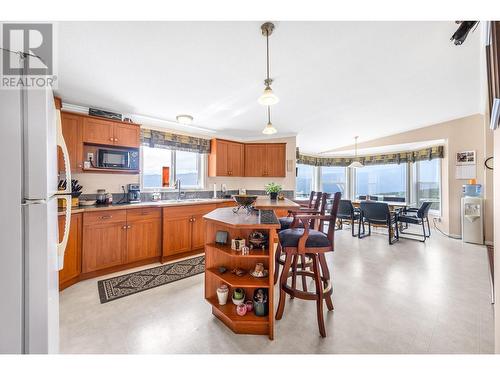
[
  {"left": 236, "top": 303, "right": 247, "bottom": 316},
  {"left": 270, "top": 192, "right": 278, "bottom": 200},
  {"left": 216, "top": 285, "right": 229, "bottom": 305}
]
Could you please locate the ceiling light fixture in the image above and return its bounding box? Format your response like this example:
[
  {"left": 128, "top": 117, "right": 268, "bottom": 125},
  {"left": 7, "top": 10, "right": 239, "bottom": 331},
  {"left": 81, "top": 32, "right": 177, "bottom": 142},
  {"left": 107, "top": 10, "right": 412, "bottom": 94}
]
[
  {"left": 176, "top": 114, "right": 194, "bottom": 125},
  {"left": 258, "top": 22, "right": 279, "bottom": 107},
  {"left": 262, "top": 106, "right": 277, "bottom": 135},
  {"left": 348, "top": 136, "right": 364, "bottom": 168}
]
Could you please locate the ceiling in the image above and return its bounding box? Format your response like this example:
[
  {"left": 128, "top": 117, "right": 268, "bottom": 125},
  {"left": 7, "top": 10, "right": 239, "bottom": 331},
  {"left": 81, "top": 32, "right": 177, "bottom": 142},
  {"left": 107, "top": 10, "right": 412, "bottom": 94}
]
[{"left": 56, "top": 21, "right": 481, "bottom": 154}]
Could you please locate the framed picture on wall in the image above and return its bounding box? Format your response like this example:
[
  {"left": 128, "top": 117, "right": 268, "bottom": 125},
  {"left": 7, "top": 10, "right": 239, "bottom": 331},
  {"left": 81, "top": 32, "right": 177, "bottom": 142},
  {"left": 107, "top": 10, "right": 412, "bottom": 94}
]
[{"left": 456, "top": 150, "right": 476, "bottom": 165}]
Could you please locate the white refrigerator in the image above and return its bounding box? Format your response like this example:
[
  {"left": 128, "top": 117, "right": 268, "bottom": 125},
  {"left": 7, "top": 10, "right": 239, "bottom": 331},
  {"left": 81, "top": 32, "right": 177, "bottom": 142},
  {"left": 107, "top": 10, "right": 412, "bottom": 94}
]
[{"left": 0, "top": 57, "right": 72, "bottom": 353}]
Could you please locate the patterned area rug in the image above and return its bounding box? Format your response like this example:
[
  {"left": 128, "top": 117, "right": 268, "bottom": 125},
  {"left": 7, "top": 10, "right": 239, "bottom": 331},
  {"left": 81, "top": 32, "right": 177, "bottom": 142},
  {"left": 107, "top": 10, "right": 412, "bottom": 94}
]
[{"left": 97, "top": 256, "right": 205, "bottom": 303}]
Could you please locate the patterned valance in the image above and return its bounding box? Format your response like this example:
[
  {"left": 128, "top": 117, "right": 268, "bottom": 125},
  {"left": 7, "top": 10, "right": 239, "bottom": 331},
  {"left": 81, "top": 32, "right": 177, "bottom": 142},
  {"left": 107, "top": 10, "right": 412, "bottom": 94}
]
[
  {"left": 296, "top": 145, "right": 444, "bottom": 167},
  {"left": 141, "top": 128, "right": 211, "bottom": 154}
]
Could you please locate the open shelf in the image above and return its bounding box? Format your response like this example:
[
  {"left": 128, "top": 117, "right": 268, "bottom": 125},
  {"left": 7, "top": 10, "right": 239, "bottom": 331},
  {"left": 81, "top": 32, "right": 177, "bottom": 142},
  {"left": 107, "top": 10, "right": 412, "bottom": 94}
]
[
  {"left": 206, "top": 297, "right": 268, "bottom": 323},
  {"left": 206, "top": 267, "right": 269, "bottom": 288},
  {"left": 206, "top": 243, "right": 269, "bottom": 258}
]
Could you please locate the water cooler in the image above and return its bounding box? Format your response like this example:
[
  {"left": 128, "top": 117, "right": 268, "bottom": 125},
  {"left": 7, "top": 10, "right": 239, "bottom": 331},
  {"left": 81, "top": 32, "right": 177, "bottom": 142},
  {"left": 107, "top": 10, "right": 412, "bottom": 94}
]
[{"left": 461, "top": 183, "right": 483, "bottom": 245}]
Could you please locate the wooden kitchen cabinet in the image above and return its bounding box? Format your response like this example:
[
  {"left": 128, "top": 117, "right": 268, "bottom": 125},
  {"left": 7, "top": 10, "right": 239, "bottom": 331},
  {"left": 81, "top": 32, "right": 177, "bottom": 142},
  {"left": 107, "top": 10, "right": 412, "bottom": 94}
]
[
  {"left": 58, "top": 112, "right": 84, "bottom": 173},
  {"left": 126, "top": 208, "right": 161, "bottom": 263},
  {"left": 82, "top": 210, "right": 127, "bottom": 273},
  {"left": 58, "top": 213, "right": 82, "bottom": 289},
  {"left": 244, "top": 143, "right": 286, "bottom": 177},
  {"left": 208, "top": 139, "right": 244, "bottom": 177},
  {"left": 162, "top": 203, "right": 216, "bottom": 259},
  {"left": 82, "top": 116, "right": 140, "bottom": 148}
]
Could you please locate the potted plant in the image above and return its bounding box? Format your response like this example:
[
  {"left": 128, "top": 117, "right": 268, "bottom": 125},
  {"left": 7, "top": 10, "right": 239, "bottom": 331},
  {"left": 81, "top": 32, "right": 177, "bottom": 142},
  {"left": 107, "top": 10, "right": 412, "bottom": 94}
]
[{"left": 265, "top": 182, "right": 282, "bottom": 200}]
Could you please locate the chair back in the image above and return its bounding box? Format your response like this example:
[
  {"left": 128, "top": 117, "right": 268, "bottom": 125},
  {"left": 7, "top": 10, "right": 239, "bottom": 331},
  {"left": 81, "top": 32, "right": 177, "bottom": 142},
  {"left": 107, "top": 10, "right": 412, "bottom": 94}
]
[
  {"left": 337, "top": 199, "right": 354, "bottom": 219},
  {"left": 417, "top": 201, "right": 432, "bottom": 218},
  {"left": 383, "top": 196, "right": 406, "bottom": 202},
  {"left": 367, "top": 195, "right": 379, "bottom": 201},
  {"left": 309, "top": 191, "right": 322, "bottom": 210},
  {"left": 360, "top": 201, "right": 390, "bottom": 222},
  {"left": 358, "top": 195, "right": 367, "bottom": 200},
  {"left": 325, "top": 192, "right": 342, "bottom": 247}
]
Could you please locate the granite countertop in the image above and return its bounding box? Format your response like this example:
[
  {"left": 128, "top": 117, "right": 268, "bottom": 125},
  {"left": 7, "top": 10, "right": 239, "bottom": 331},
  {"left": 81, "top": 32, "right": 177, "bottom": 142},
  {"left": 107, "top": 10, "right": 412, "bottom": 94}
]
[
  {"left": 58, "top": 198, "right": 234, "bottom": 216},
  {"left": 253, "top": 196, "right": 301, "bottom": 210}
]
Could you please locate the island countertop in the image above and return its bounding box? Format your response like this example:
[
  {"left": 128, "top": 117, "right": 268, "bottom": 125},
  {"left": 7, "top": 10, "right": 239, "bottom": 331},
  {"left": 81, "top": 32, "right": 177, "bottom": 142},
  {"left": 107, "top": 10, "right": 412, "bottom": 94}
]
[
  {"left": 203, "top": 207, "right": 281, "bottom": 229},
  {"left": 253, "top": 197, "right": 300, "bottom": 210}
]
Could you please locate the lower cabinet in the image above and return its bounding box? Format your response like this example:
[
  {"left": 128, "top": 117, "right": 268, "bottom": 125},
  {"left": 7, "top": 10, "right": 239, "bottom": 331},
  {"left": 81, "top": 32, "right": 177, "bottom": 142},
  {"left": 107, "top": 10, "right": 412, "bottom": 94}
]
[
  {"left": 58, "top": 213, "right": 82, "bottom": 288},
  {"left": 82, "top": 208, "right": 161, "bottom": 274},
  {"left": 163, "top": 204, "right": 217, "bottom": 258},
  {"left": 126, "top": 208, "right": 162, "bottom": 262},
  {"left": 82, "top": 210, "right": 127, "bottom": 273}
]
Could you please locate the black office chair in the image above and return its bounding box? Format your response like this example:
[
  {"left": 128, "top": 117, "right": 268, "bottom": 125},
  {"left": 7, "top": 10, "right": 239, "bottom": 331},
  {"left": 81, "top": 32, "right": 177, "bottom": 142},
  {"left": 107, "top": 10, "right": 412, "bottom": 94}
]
[
  {"left": 358, "top": 201, "right": 399, "bottom": 245},
  {"left": 396, "top": 201, "right": 432, "bottom": 242},
  {"left": 337, "top": 200, "right": 361, "bottom": 237}
]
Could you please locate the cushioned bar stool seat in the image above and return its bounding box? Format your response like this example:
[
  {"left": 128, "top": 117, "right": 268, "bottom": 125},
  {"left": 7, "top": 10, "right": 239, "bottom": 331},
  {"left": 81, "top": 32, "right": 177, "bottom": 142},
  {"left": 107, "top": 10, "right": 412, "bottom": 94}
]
[{"left": 279, "top": 228, "right": 330, "bottom": 248}]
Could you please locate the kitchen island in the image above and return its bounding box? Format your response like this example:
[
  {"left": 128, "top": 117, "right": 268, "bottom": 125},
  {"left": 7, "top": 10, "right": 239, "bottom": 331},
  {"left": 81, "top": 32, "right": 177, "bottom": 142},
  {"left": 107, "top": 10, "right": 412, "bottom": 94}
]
[{"left": 203, "top": 207, "right": 281, "bottom": 339}]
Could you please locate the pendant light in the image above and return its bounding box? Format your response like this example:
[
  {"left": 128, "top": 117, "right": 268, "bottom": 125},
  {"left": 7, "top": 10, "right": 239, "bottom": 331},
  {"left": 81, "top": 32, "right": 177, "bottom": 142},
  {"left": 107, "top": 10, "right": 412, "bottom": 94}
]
[
  {"left": 262, "top": 106, "right": 277, "bottom": 135},
  {"left": 258, "top": 22, "right": 279, "bottom": 106},
  {"left": 348, "top": 136, "right": 364, "bottom": 168}
]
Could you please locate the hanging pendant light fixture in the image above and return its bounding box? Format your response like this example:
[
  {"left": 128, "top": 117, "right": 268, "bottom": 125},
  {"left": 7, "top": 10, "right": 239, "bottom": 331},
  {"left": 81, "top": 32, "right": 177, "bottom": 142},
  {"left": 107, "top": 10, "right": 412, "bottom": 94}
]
[
  {"left": 262, "top": 106, "right": 277, "bottom": 135},
  {"left": 348, "top": 136, "right": 364, "bottom": 168},
  {"left": 258, "top": 22, "right": 279, "bottom": 106}
]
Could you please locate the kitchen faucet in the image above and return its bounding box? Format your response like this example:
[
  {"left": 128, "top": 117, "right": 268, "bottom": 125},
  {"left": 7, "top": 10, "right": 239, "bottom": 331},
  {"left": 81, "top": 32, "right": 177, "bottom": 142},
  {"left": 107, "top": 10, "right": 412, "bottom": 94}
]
[{"left": 175, "top": 179, "right": 182, "bottom": 200}]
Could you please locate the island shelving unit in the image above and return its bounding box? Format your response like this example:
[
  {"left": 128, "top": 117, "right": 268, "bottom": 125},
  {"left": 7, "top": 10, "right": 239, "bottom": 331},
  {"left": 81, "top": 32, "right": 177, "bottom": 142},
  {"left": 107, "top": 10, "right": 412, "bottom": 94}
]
[{"left": 203, "top": 207, "right": 281, "bottom": 340}]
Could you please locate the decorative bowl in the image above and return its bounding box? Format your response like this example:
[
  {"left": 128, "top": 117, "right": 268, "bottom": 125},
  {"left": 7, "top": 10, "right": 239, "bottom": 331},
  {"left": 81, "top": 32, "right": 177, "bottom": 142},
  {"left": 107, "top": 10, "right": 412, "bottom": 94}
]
[
  {"left": 233, "top": 194, "right": 258, "bottom": 207},
  {"left": 232, "top": 295, "right": 245, "bottom": 306}
]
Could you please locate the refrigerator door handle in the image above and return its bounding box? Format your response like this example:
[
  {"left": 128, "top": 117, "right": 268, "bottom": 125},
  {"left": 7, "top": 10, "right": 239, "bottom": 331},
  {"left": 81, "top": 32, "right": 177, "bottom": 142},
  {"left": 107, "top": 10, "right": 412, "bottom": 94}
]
[{"left": 56, "top": 109, "right": 72, "bottom": 270}]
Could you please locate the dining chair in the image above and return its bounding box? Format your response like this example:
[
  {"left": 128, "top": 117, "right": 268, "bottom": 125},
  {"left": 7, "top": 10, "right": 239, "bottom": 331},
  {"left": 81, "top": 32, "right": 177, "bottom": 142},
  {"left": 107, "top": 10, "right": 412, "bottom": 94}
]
[
  {"left": 336, "top": 199, "right": 361, "bottom": 237},
  {"left": 395, "top": 201, "right": 432, "bottom": 242},
  {"left": 358, "top": 201, "right": 399, "bottom": 245}
]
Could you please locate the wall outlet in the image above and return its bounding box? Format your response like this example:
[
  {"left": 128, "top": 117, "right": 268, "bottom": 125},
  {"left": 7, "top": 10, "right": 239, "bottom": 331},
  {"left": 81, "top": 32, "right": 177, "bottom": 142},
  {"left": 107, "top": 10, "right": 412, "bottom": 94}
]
[{"left": 87, "top": 152, "right": 94, "bottom": 161}]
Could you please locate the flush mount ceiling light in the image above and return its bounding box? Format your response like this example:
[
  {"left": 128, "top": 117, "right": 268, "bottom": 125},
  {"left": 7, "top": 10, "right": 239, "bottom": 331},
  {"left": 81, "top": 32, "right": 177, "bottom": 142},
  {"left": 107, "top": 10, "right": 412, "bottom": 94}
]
[
  {"left": 348, "top": 136, "right": 364, "bottom": 168},
  {"left": 176, "top": 114, "right": 194, "bottom": 125},
  {"left": 258, "top": 22, "right": 279, "bottom": 106},
  {"left": 262, "top": 106, "right": 277, "bottom": 135}
]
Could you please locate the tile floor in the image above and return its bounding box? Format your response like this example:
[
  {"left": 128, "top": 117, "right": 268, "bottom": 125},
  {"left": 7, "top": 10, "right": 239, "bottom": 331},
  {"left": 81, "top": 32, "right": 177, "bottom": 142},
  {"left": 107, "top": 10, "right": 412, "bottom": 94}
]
[{"left": 59, "top": 227, "right": 494, "bottom": 354}]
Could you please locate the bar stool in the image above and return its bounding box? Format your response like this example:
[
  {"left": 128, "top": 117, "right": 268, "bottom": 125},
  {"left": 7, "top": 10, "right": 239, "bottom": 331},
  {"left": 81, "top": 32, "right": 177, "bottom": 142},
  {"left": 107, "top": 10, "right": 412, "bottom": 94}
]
[
  {"left": 275, "top": 192, "right": 341, "bottom": 337},
  {"left": 274, "top": 192, "right": 326, "bottom": 285}
]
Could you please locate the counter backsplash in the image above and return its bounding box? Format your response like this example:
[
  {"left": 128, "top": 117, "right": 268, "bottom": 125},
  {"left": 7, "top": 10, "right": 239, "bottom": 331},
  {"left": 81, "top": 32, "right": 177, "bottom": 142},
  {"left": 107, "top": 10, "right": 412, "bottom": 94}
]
[{"left": 79, "top": 189, "right": 295, "bottom": 203}]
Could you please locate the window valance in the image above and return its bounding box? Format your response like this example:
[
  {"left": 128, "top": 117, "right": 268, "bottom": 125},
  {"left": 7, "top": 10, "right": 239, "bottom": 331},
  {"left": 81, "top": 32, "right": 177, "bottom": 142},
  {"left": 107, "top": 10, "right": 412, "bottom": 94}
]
[
  {"left": 296, "top": 145, "right": 444, "bottom": 167},
  {"left": 141, "top": 128, "right": 211, "bottom": 154}
]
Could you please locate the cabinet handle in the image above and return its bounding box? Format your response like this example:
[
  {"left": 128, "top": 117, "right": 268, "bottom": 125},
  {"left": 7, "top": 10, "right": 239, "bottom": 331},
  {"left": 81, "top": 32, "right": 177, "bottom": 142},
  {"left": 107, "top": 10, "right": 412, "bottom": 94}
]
[
  {"left": 114, "top": 138, "right": 118, "bottom": 142},
  {"left": 127, "top": 225, "right": 131, "bottom": 229},
  {"left": 109, "top": 137, "right": 114, "bottom": 141},
  {"left": 122, "top": 225, "right": 127, "bottom": 229},
  {"left": 100, "top": 215, "right": 112, "bottom": 220},
  {"left": 192, "top": 218, "right": 196, "bottom": 222}
]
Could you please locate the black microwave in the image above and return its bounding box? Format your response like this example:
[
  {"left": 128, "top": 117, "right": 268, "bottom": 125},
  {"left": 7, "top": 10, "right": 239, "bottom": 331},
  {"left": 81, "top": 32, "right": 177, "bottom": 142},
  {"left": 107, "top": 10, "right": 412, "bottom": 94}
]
[{"left": 97, "top": 147, "right": 139, "bottom": 170}]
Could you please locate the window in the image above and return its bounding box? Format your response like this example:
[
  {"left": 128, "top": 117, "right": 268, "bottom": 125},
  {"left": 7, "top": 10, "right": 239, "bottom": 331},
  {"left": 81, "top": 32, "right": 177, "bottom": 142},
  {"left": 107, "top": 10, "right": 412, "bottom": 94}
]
[
  {"left": 141, "top": 146, "right": 202, "bottom": 190},
  {"left": 320, "top": 166, "right": 346, "bottom": 195},
  {"left": 355, "top": 163, "right": 407, "bottom": 200},
  {"left": 296, "top": 164, "right": 314, "bottom": 198},
  {"left": 413, "top": 158, "right": 441, "bottom": 212}
]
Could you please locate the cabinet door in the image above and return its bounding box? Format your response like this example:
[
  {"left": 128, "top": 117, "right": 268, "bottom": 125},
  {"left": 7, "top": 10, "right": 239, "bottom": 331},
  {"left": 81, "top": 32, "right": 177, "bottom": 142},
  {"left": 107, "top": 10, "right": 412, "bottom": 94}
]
[
  {"left": 190, "top": 204, "right": 217, "bottom": 250},
  {"left": 58, "top": 113, "right": 83, "bottom": 172},
  {"left": 82, "top": 117, "right": 115, "bottom": 146},
  {"left": 244, "top": 144, "right": 267, "bottom": 177},
  {"left": 215, "top": 140, "right": 229, "bottom": 176},
  {"left": 162, "top": 207, "right": 192, "bottom": 257},
  {"left": 82, "top": 211, "right": 127, "bottom": 273},
  {"left": 266, "top": 143, "right": 286, "bottom": 177},
  {"left": 58, "top": 213, "right": 82, "bottom": 286},
  {"left": 114, "top": 123, "right": 140, "bottom": 148},
  {"left": 126, "top": 208, "right": 161, "bottom": 263},
  {"left": 227, "top": 142, "right": 244, "bottom": 176}
]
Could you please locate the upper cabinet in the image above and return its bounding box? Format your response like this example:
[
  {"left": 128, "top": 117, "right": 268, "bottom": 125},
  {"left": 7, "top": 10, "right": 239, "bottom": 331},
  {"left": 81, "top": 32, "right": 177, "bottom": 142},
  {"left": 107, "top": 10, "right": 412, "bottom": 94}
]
[
  {"left": 82, "top": 117, "right": 140, "bottom": 148},
  {"left": 244, "top": 143, "right": 286, "bottom": 177},
  {"left": 58, "top": 112, "right": 84, "bottom": 172},
  {"left": 208, "top": 139, "right": 245, "bottom": 177}
]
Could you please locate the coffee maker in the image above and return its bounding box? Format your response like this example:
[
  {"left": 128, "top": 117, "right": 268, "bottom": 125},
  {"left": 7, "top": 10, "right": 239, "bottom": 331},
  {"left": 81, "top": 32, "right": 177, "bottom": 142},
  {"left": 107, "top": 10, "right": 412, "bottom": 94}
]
[{"left": 127, "top": 184, "right": 141, "bottom": 203}]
